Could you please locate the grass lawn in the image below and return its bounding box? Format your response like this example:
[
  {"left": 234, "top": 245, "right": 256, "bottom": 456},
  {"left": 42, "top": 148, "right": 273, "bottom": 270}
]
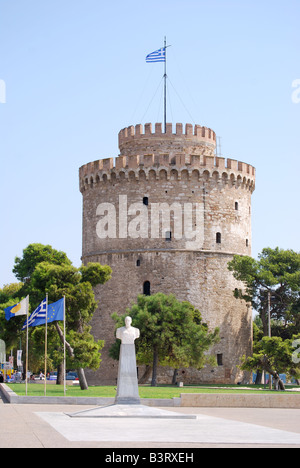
[{"left": 5, "top": 383, "right": 300, "bottom": 398}]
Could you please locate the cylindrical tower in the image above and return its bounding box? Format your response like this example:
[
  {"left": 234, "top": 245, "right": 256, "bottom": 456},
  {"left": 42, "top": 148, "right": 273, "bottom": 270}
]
[{"left": 80, "top": 123, "right": 256, "bottom": 385}]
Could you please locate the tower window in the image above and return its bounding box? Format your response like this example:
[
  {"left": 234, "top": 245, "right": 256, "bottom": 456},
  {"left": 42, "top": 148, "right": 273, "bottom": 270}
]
[
  {"left": 235, "top": 202, "right": 239, "bottom": 211},
  {"left": 216, "top": 232, "right": 221, "bottom": 244},
  {"left": 136, "top": 259, "right": 141, "bottom": 267},
  {"left": 217, "top": 354, "right": 223, "bottom": 366},
  {"left": 143, "top": 197, "right": 149, "bottom": 206},
  {"left": 165, "top": 231, "right": 172, "bottom": 241},
  {"left": 143, "top": 281, "right": 151, "bottom": 296},
  {"left": 246, "top": 239, "right": 249, "bottom": 247}
]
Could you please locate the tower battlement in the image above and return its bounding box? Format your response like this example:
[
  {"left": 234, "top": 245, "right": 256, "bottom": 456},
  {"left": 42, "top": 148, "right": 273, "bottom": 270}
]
[
  {"left": 80, "top": 121, "right": 255, "bottom": 192},
  {"left": 119, "top": 123, "right": 216, "bottom": 156},
  {"left": 79, "top": 154, "right": 255, "bottom": 193}
]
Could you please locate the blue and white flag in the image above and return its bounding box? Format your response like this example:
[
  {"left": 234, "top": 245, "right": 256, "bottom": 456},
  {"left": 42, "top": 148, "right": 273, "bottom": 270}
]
[
  {"left": 22, "top": 298, "right": 65, "bottom": 330},
  {"left": 5, "top": 296, "right": 29, "bottom": 321},
  {"left": 22, "top": 298, "right": 47, "bottom": 330},
  {"left": 146, "top": 47, "right": 166, "bottom": 63}
]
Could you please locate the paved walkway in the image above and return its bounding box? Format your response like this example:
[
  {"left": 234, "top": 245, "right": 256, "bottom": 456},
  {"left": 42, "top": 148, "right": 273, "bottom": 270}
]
[{"left": 1, "top": 393, "right": 300, "bottom": 448}]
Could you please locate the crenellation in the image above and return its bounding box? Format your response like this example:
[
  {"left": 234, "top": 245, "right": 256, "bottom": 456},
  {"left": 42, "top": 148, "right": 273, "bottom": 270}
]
[
  {"left": 102, "top": 158, "right": 114, "bottom": 170},
  {"left": 166, "top": 123, "right": 173, "bottom": 135},
  {"left": 79, "top": 151, "right": 256, "bottom": 193},
  {"left": 127, "top": 155, "right": 140, "bottom": 168},
  {"left": 118, "top": 122, "right": 216, "bottom": 142},
  {"left": 176, "top": 123, "right": 183, "bottom": 135},
  {"left": 186, "top": 123, "right": 193, "bottom": 136},
  {"left": 116, "top": 155, "right": 126, "bottom": 170}
]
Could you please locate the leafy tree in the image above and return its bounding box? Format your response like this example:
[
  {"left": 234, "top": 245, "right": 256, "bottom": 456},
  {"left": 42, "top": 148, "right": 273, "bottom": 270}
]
[
  {"left": 110, "top": 293, "right": 219, "bottom": 387},
  {"left": 27, "top": 261, "right": 111, "bottom": 389},
  {"left": 0, "top": 244, "right": 112, "bottom": 390},
  {"left": 240, "top": 334, "right": 300, "bottom": 390},
  {"left": 13, "top": 243, "right": 72, "bottom": 282},
  {"left": 228, "top": 247, "right": 300, "bottom": 338}
]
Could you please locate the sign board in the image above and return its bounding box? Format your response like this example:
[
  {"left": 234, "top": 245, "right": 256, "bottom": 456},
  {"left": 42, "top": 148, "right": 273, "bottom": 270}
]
[{"left": 0, "top": 339, "right": 6, "bottom": 364}]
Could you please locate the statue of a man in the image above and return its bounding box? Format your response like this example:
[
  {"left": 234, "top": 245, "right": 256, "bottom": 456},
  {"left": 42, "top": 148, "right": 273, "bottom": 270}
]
[
  {"left": 115, "top": 316, "right": 140, "bottom": 405},
  {"left": 116, "top": 316, "right": 140, "bottom": 344}
]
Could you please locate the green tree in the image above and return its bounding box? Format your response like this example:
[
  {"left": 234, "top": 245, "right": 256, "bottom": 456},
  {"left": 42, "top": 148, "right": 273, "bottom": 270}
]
[
  {"left": 13, "top": 243, "right": 72, "bottom": 282},
  {"left": 110, "top": 293, "right": 219, "bottom": 387},
  {"left": 28, "top": 261, "right": 111, "bottom": 389},
  {"left": 0, "top": 244, "right": 112, "bottom": 390},
  {"left": 228, "top": 247, "right": 300, "bottom": 338},
  {"left": 240, "top": 334, "right": 300, "bottom": 390}
]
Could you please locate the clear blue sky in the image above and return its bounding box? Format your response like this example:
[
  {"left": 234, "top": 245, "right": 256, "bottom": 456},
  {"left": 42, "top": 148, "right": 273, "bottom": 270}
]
[{"left": 0, "top": 0, "right": 299, "bottom": 287}]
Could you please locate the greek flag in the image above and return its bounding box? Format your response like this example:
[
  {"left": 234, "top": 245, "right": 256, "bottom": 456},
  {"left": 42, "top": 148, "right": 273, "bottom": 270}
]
[
  {"left": 146, "top": 47, "right": 166, "bottom": 63},
  {"left": 22, "top": 298, "right": 47, "bottom": 330}
]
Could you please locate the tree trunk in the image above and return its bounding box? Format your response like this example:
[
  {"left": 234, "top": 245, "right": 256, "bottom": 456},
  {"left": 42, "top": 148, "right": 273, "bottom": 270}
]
[
  {"left": 151, "top": 347, "right": 158, "bottom": 387},
  {"left": 255, "top": 370, "right": 263, "bottom": 385},
  {"left": 172, "top": 369, "right": 179, "bottom": 385},
  {"left": 54, "top": 322, "right": 89, "bottom": 390},
  {"left": 138, "top": 365, "right": 152, "bottom": 384},
  {"left": 77, "top": 367, "right": 88, "bottom": 390},
  {"left": 55, "top": 322, "right": 74, "bottom": 358},
  {"left": 56, "top": 362, "right": 64, "bottom": 385},
  {"left": 261, "top": 355, "right": 285, "bottom": 391}
]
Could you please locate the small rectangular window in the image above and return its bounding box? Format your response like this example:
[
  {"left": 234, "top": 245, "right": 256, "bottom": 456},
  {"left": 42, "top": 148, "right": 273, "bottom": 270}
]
[
  {"left": 165, "top": 231, "right": 172, "bottom": 241},
  {"left": 235, "top": 202, "right": 239, "bottom": 210},
  {"left": 216, "top": 232, "right": 221, "bottom": 244},
  {"left": 143, "top": 197, "right": 149, "bottom": 206},
  {"left": 217, "top": 354, "right": 223, "bottom": 366}
]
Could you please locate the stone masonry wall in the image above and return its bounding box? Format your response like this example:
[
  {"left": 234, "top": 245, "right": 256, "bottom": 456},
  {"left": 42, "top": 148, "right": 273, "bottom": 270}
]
[{"left": 80, "top": 123, "right": 255, "bottom": 385}]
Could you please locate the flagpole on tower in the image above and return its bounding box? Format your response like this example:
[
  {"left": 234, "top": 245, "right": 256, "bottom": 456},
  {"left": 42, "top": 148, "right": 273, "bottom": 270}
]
[
  {"left": 146, "top": 38, "right": 170, "bottom": 134},
  {"left": 164, "top": 36, "right": 167, "bottom": 133}
]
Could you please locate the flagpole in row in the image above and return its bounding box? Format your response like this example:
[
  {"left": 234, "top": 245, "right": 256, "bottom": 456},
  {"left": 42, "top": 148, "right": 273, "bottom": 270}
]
[
  {"left": 25, "top": 295, "right": 29, "bottom": 396},
  {"left": 44, "top": 293, "right": 48, "bottom": 397},
  {"left": 63, "top": 295, "right": 66, "bottom": 397}
]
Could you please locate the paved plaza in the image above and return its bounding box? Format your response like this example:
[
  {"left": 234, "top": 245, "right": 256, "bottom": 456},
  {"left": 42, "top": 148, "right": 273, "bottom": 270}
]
[{"left": 1, "top": 393, "right": 300, "bottom": 448}]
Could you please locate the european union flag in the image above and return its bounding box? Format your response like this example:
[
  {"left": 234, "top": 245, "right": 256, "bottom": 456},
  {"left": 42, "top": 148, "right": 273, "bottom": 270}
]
[
  {"left": 22, "top": 298, "right": 64, "bottom": 330},
  {"left": 47, "top": 298, "right": 64, "bottom": 324}
]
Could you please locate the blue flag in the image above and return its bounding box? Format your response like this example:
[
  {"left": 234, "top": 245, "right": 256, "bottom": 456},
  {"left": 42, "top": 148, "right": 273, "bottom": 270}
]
[
  {"left": 5, "top": 296, "right": 29, "bottom": 321},
  {"left": 146, "top": 47, "right": 166, "bottom": 63},
  {"left": 47, "top": 298, "right": 64, "bottom": 324},
  {"left": 22, "top": 298, "right": 64, "bottom": 330},
  {"left": 22, "top": 298, "right": 47, "bottom": 330}
]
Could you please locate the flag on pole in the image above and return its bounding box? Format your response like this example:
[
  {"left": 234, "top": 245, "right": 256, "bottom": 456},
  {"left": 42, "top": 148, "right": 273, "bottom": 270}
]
[
  {"left": 47, "top": 298, "right": 64, "bottom": 324},
  {"left": 22, "top": 297, "right": 64, "bottom": 330},
  {"left": 5, "top": 296, "right": 29, "bottom": 321},
  {"left": 22, "top": 298, "right": 47, "bottom": 330},
  {"left": 146, "top": 47, "right": 166, "bottom": 63}
]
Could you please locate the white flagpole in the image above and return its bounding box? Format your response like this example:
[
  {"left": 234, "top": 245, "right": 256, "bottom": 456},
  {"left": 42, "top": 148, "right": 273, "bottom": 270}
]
[
  {"left": 25, "top": 295, "right": 29, "bottom": 397},
  {"left": 63, "top": 296, "right": 66, "bottom": 396},
  {"left": 44, "top": 294, "right": 48, "bottom": 397}
]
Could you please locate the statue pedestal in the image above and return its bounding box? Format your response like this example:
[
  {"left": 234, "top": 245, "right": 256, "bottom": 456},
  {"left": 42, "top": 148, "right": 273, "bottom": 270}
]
[
  {"left": 115, "top": 344, "right": 140, "bottom": 405},
  {"left": 67, "top": 316, "right": 196, "bottom": 419}
]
